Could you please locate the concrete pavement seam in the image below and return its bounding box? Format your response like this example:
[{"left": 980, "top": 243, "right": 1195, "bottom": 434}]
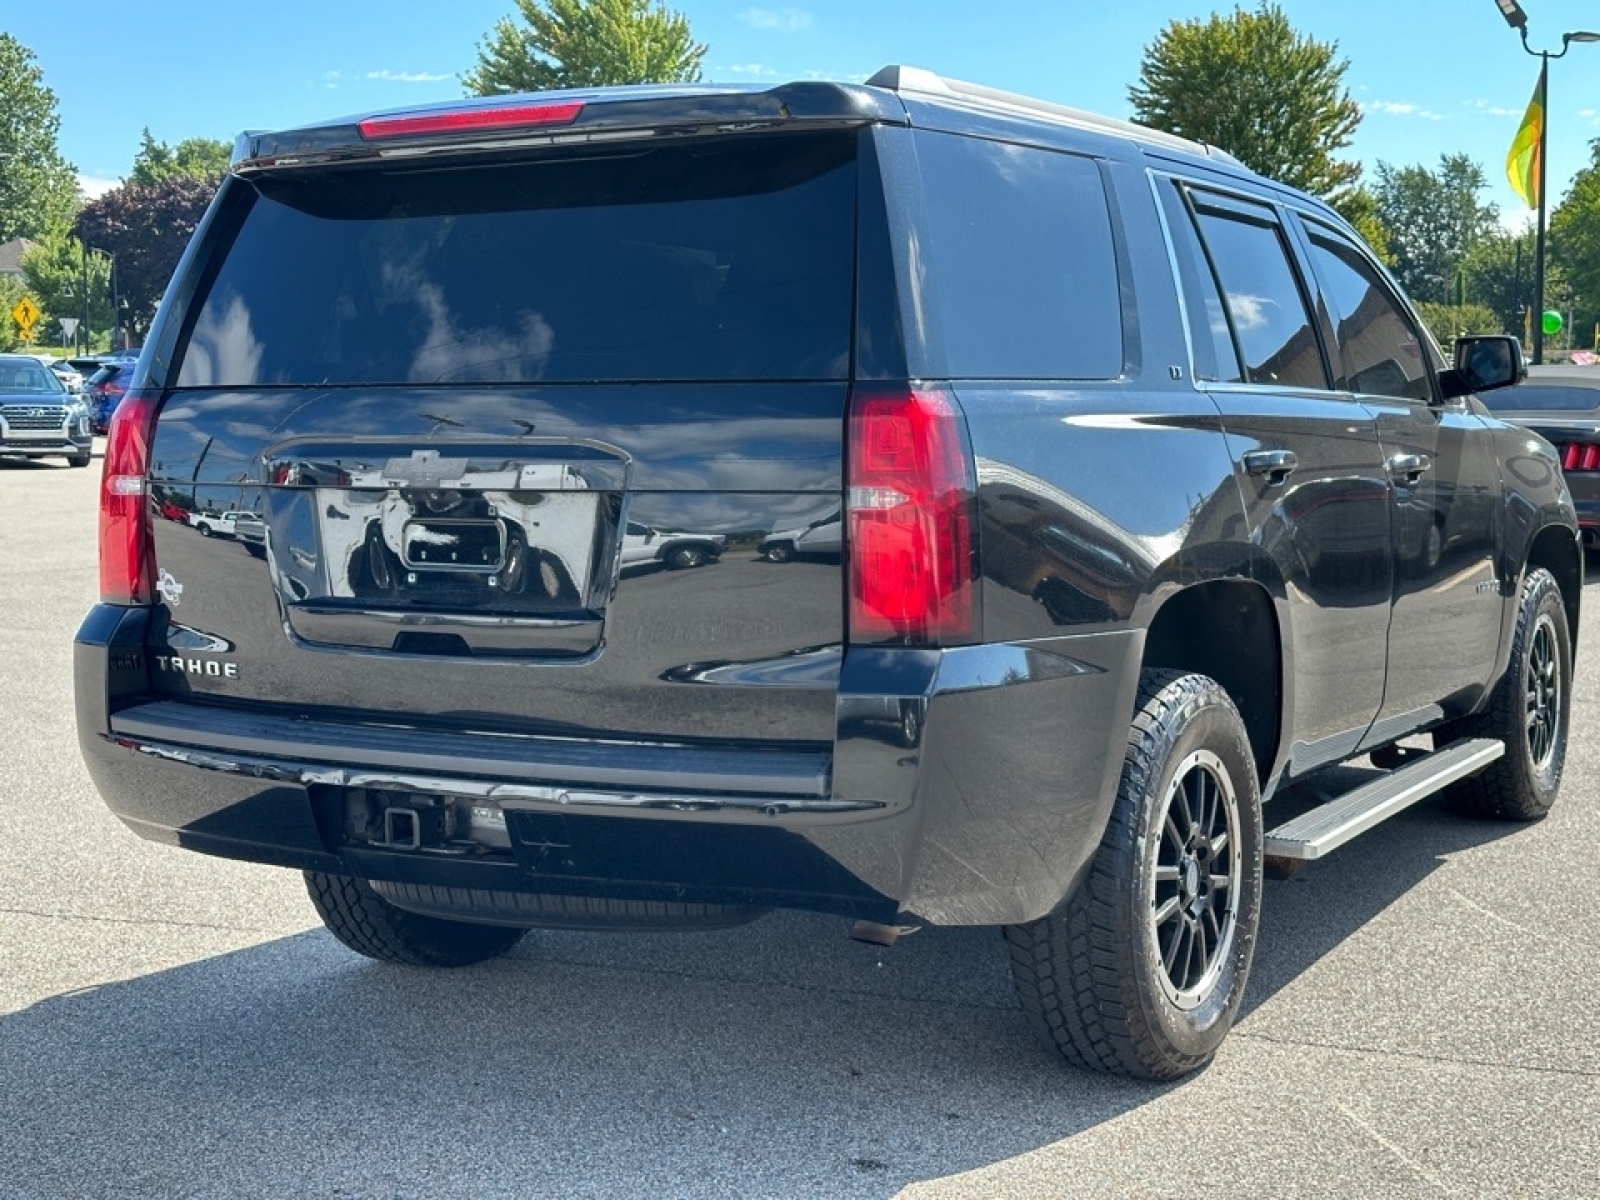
[
  {"left": 1234, "top": 1029, "right": 1600, "bottom": 1079},
  {"left": 0, "top": 905, "right": 297, "bottom": 936}
]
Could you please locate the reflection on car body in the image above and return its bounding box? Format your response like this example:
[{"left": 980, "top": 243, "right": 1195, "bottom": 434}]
[
  {"left": 759, "top": 509, "right": 840, "bottom": 562},
  {"left": 620, "top": 520, "right": 726, "bottom": 571}
]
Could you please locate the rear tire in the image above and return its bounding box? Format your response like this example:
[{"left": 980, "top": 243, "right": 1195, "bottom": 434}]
[
  {"left": 762, "top": 542, "right": 794, "bottom": 563},
  {"left": 304, "top": 871, "right": 526, "bottom": 967},
  {"left": 1005, "top": 670, "right": 1263, "bottom": 1079},
  {"left": 667, "top": 544, "right": 707, "bottom": 570},
  {"left": 1446, "top": 566, "right": 1570, "bottom": 821}
]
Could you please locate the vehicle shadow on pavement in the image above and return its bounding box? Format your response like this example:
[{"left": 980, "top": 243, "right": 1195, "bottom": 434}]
[
  {"left": 1247, "top": 782, "right": 1532, "bottom": 1020},
  {"left": 0, "top": 910, "right": 1167, "bottom": 1199}
]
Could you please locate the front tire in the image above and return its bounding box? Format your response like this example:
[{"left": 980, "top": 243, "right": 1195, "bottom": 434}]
[
  {"left": 1005, "top": 670, "right": 1263, "bottom": 1080},
  {"left": 762, "top": 542, "right": 794, "bottom": 563},
  {"left": 304, "top": 871, "right": 526, "bottom": 967},
  {"left": 1447, "top": 566, "right": 1570, "bottom": 821},
  {"left": 68, "top": 452, "right": 91, "bottom": 468}
]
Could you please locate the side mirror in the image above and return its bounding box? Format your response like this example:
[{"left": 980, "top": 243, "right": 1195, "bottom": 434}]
[{"left": 1440, "top": 334, "right": 1527, "bottom": 399}]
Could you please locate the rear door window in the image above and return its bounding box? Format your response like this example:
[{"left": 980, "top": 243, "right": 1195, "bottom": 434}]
[
  {"left": 914, "top": 131, "right": 1123, "bottom": 380},
  {"left": 1181, "top": 190, "right": 1329, "bottom": 391},
  {"left": 176, "top": 134, "right": 858, "bottom": 386},
  {"left": 1157, "top": 180, "right": 1242, "bottom": 384}
]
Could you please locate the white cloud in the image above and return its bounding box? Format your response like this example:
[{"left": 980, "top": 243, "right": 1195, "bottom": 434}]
[
  {"left": 1227, "top": 293, "right": 1274, "bottom": 333},
  {"left": 321, "top": 70, "right": 342, "bottom": 90},
  {"left": 738, "top": 7, "right": 813, "bottom": 32},
  {"left": 78, "top": 175, "right": 119, "bottom": 199},
  {"left": 367, "top": 69, "right": 453, "bottom": 84},
  {"left": 1473, "top": 99, "right": 1524, "bottom": 118},
  {"left": 1362, "top": 100, "right": 1445, "bottom": 120},
  {"left": 723, "top": 63, "right": 776, "bottom": 77}
]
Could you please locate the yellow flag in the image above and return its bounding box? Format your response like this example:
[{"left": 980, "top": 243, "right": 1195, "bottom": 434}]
[{"left": 1507, "top": 62, "right": 1546, "bottom": 209}]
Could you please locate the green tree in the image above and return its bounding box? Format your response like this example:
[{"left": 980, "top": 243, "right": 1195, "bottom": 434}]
[
  {"left": 19, "top": 229, "right": 114, "bottom": 351},
  {"left": 0, "top": 273, "right": 29, "bottom": 351},
  {"left": 73, "top": 176, "right": 220, "bottom": 342},
  {"left": 1328, "top": 186, "right": 1392, "bottom": 263},
  {"left": 0, "top": 34, "right": 80, "bottom": 243},
  {"left": 128, "top": 128, "right": 232, "bottom": 187},
  {"left": 1550, "top": 138, "right": 1600, "bottom": 348},
  {"left": 1460, "top": 229, "right": 1548, "bottom": 346},
  {"left": 464, "top": 0, "right": 705, "bottom": 95},
  {"left": 1413, "top": 300, "right": 1503, "bottom": 353},
  {"left": 1373, "top": 154, "right": 1500, "bottom": 305},
  {"left": 1129, "top": 3, "right": 1362, "bottom": 200}
]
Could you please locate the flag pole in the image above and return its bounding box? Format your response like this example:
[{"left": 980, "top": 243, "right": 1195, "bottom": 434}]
[{"left": 1533, "top": 56, "right": 1549, "bottom": 364}]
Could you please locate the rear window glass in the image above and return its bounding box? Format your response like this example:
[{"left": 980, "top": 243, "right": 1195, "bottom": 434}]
[
  {"left": 175, "top": 134, "right": 857, "bottom": 386},
  {"left": 914, "top": 132, "right": 1122, "bottom": 380},
  {"left": 1481, "top": 384, "right": 1600, "bottom": 412}
]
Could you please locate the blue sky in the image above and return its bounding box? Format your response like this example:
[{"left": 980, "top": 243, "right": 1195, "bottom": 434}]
[{"left": 9, "top": 1, "right": 1600, "bottom": 224}]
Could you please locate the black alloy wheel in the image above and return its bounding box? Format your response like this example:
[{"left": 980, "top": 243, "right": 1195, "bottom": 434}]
[
  {"left": 1445, "top": 566, "right": 1570, "bottom": 821},
  {"left": 1005, "top": 669, "right": 1263, "bottom": 1079}
]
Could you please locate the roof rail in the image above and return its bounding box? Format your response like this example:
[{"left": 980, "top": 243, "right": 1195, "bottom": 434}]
[{"left": 864, "top": 65, "right": 1245, "bottom": 169}]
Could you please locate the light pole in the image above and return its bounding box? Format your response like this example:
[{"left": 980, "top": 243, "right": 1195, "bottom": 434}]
[
  {"left": 79, "top": 244, "right": 115, "bottom": 353},
  {"left": 1494, "top": 0, "right": 1600, "bottom": 364}
]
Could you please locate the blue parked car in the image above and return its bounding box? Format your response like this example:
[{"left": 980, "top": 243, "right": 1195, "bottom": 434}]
[{"left": 85, "top": 355, "right": 139, "bottom": 434}]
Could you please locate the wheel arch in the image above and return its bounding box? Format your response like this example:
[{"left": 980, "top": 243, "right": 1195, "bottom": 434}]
[
  {"left": 1140, "top": 579, "right": 1282, "bottom": 786},
  {"left": 1524, "top": 524, "right": 1581, "bottom": 654}
]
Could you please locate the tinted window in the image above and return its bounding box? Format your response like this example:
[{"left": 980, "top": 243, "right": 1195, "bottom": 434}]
[
  {"left": 1481, "top": 385, "right": 1600, "bottom": 412},
  {"left": 915, "top": 132, "right": 1121, "bottom": 379},
  {"left": 1158, "top": 182, "right": 1242, "bottom": 383},
  {"left": 177, "top": 135, "right": 857, "bottom": 386},
  {"left": 1306, "top": 226, "right": 1433, "bottom": 402},
  {"left": 1189, "top": 197, "right": 1327, "bottom": 390},
  {"left": 0, "top": 361, "right": 65, "bottom": 393}
]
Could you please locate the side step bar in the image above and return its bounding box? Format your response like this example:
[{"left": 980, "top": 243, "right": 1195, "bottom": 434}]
[{"left": 1264, "top": 738, "right": 1504, "bottom": 862}]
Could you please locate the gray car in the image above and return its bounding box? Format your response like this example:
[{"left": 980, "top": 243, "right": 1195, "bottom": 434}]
[{"left": 0, "top": 354, "right": 94, "bottom": 467}]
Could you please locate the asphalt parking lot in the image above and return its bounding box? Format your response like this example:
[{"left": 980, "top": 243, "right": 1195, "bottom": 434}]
[{"left": 2, "top": 447, "right": 1597, "bottom": 1199}]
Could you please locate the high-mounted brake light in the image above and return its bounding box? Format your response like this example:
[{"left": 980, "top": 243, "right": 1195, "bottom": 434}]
[
  {"left": 358, "top": 102, "right": 585, "bottom": 141},
  {"left": 847, "top": 389, "right": 978, "bottom": 645},
  {"left": 99, "top": 390, "right": 161, "bottom": 605}
]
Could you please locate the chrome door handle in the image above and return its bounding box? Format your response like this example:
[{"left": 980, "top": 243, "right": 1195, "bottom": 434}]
[
  {"left": 1387, "top": 453, "right": 1432, "bottom": 484},
  {"left": 1242, "top": 449, "right": 1298, "bottom": 485}
]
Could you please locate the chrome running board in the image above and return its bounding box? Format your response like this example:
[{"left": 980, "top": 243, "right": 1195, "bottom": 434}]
[{"left": 1264, "top": 738, "right": 1504, "bottom": 862}]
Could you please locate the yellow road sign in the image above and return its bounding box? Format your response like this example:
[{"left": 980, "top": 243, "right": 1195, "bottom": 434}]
[{"left": 11, "top": 296, "right": 40, "bottom": 331}]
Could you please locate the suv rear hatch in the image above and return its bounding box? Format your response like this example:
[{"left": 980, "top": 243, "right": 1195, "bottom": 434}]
[{"left": 133, "top": 99, "right": 891, "bottom": 754}]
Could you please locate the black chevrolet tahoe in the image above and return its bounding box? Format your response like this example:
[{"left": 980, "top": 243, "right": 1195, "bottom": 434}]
[{"left": 75, "top": 66, "right": 1580, "bottom": 1080}]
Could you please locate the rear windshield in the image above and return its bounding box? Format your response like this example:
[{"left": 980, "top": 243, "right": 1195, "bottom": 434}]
[
  {"left": 1480, "top": 384, "right": 1600, "bottom": 412},
  {"left": 176, "top": 134, "right": 858, "bottom": 386}
]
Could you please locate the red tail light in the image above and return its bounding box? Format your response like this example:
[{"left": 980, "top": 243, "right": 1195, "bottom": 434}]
[
  {"left": 847, "top": 388, "right": 978, "bottom": 644},
  {"left": 99, "top": 390, "right": 161, "bottom": 605},
  {"left": 1561, "top": 443, "right": 1600, "bottom": 472}
]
